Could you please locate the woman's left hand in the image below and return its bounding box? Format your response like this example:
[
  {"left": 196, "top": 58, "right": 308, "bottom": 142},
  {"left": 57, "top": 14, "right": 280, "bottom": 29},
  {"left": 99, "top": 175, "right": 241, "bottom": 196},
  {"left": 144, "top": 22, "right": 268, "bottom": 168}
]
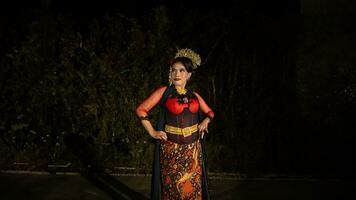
[{"left": 198, "top": 118, "right": 210, "bottom": 139}]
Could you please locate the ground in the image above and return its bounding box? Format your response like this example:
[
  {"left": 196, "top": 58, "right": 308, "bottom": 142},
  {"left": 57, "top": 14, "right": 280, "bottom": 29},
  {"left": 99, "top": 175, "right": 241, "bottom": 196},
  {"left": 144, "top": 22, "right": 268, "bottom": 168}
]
[{"left": 0, "top": 171, "right": 354, "bottom": 200}]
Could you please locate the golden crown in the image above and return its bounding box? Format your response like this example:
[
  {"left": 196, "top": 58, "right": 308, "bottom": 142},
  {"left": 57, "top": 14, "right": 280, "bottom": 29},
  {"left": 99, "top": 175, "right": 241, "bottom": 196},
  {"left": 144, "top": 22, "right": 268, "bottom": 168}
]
[{"left": 174, "top": 48, "right": 201, "bottom": 69}]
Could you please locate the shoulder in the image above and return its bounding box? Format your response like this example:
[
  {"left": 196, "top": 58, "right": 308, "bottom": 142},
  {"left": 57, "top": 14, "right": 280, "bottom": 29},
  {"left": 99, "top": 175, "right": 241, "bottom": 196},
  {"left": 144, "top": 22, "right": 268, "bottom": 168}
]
[
  {"left": 192, "top": 91, "right": 207, "bottom": 102},
  {"left": 148, "top": 86, "right": 168, "bottom": 98},
  {"left": 192, "top": 91, "right": 202, "bottom": 98},
  {"left": 152, "top": 86, "right": 168, "bottom": 94}
]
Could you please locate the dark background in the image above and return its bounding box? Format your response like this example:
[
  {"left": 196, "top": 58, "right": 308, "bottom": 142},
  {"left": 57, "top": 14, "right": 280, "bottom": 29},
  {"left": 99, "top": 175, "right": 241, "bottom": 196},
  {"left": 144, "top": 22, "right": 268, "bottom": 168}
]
[{"left": 1, "top": 0, "right": 355, "bottom": 179}]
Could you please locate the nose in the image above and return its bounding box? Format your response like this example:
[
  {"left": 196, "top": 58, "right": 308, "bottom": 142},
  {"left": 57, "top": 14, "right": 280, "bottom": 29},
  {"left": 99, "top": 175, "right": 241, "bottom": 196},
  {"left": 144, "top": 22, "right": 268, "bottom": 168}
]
[{"left": 173, "top": 71, "right": 180, "bottom": 77}]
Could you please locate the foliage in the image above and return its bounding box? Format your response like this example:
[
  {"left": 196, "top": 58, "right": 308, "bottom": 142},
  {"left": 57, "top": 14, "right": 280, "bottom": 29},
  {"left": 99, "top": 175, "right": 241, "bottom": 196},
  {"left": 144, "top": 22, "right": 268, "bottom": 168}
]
[
  {"left": 0, "top": 8, "right": 175, "bottom": 172},
  {"left": 0, "top": 6, "right": 355, "bottom": 177}
]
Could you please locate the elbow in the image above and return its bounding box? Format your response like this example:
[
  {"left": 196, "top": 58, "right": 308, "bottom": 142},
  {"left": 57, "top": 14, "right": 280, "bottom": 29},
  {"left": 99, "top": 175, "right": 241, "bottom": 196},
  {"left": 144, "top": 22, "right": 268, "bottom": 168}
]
[
  {"left": 135, "top": 107, "right": 142, "bottom": 117},
  {"left": 135, "top": 106, "right": 147, "bottom": 117},
  {"left": 207, "top": 111, "right": 214, "bottom": 119}
]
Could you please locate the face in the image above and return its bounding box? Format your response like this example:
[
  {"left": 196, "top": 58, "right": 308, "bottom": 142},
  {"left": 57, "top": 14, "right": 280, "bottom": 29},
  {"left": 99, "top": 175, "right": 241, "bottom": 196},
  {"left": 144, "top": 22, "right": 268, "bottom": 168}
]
[{"left": 171, "top": 62, "right": 191, "bottom": 88}]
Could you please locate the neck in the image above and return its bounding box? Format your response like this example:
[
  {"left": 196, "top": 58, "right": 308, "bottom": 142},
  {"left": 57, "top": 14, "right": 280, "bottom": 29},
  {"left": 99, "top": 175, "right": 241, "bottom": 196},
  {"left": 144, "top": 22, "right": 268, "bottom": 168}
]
[{"left": 175, "top": 85, "right": 185, "bottom": 90}]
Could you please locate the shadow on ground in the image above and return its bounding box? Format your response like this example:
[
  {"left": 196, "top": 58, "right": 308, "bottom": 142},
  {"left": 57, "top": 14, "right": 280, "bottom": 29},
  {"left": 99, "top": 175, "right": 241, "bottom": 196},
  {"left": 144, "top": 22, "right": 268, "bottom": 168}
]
[
  {"left": 62, "top": 133, "right": 149, "bottom": 199},
  {"left": 81, "top": 172, "right": 149, "bottom": 200}
]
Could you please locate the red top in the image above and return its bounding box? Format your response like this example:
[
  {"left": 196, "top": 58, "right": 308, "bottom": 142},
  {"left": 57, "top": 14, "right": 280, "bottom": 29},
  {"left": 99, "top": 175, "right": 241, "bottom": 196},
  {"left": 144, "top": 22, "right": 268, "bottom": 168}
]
[
  {"left": 136, "top": 86, "right": 214, "bottom": 119},
  {"left": 165, "top": 96, "right": 199, "bottom": 114}
]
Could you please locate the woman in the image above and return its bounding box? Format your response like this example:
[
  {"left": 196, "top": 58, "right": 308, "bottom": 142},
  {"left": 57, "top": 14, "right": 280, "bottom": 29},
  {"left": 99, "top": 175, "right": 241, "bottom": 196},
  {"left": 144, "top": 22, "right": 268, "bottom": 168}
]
[{"left": 136, "top": 48, "right": 214, "bottom": 199}]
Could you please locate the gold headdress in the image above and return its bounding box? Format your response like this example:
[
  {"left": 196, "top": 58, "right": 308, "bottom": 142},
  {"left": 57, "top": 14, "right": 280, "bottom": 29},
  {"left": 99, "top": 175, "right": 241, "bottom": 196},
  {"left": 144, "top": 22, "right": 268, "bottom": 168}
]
[
  {"left": 174, "top": 48, "right": 201, "bottom": 69},
  {"left": 169, "top": 48, "right": 201, "bottom": 85}
]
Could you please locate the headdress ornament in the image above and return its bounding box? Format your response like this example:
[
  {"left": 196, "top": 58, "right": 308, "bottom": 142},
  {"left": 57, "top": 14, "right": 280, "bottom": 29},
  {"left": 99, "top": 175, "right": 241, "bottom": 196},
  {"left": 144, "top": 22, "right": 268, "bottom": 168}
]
[{"left": 174, "top": 48, "right": 201, "bottom": 69}]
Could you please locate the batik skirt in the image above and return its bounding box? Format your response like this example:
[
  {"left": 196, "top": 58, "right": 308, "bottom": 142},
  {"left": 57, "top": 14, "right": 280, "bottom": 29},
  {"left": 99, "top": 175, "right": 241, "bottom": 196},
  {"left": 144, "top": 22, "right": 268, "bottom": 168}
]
[{"left": 160, "top": 139, "right": 202, "bottom": 200}]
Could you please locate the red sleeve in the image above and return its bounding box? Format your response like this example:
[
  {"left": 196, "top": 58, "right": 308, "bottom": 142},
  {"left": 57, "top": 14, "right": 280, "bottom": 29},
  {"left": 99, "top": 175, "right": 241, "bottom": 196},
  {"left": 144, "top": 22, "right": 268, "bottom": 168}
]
[
  {"left": 136, "top": 86, "right": 167, "bottom": 117},
  {"left": 193, "top": 92, "right": 214, "bottom": 119}
]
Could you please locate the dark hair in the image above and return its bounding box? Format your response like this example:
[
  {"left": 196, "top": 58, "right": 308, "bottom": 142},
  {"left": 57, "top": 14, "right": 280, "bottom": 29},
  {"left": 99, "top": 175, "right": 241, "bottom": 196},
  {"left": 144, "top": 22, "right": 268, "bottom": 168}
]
[{"left": 170, "top": 57, "right": 194, "bottom": 73}]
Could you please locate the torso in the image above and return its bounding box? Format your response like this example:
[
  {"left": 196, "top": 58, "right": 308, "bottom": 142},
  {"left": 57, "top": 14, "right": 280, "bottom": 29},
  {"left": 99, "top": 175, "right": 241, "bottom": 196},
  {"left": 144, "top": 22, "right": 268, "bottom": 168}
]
[{"left": 164, "top": 90, "right": 200, "bottom": 144}]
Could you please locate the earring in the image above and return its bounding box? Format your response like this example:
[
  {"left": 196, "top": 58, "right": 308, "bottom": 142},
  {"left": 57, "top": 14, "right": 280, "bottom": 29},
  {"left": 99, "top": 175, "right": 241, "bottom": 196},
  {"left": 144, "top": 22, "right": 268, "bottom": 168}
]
[{"left": 168, "top": 67, "right": 173, "bottom": 85}]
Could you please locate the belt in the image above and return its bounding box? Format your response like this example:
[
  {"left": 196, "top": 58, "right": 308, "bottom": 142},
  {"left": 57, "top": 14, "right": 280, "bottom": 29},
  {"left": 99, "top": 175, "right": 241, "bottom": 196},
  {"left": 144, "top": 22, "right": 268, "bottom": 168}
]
[{"left": 165, "top": 124, "right": 198, "bottom": 137}]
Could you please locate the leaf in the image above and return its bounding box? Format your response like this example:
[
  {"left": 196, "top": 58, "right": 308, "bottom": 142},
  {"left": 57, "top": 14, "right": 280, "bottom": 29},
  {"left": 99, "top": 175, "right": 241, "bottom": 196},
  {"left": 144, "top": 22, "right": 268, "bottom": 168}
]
[{"left": 11, "top": 123, "right": 29, "bottom": 131}]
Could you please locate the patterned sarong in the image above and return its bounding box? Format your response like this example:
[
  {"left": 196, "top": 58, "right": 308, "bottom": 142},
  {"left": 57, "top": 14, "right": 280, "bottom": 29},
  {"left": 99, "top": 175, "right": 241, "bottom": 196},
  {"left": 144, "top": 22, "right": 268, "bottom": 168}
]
[{"left": 160, "top": 139, "right": 202, "bottom": 200}]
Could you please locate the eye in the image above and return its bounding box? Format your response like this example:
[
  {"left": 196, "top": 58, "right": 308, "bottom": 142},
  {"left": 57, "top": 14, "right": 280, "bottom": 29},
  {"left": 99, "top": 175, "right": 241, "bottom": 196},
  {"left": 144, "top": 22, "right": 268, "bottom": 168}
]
[{"left": 180, "top": 69, "right": 186, "bottom": 72}]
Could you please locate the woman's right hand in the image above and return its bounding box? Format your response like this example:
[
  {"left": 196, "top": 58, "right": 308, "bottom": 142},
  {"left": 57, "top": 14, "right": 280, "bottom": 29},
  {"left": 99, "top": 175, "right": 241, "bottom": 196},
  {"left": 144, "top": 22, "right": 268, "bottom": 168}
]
[{"left": 151, "top": 130, "right": 167, "bottom": 141}]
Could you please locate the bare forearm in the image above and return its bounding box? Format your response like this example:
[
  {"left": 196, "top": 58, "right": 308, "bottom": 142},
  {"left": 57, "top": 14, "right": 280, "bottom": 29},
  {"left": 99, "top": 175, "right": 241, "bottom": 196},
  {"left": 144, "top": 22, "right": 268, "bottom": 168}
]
[
  {"left": 140, "top": 120, "right": 167, "bottom": 140},
  {"left": 141, "top": 120, "right": 156, "bottom": 137}
]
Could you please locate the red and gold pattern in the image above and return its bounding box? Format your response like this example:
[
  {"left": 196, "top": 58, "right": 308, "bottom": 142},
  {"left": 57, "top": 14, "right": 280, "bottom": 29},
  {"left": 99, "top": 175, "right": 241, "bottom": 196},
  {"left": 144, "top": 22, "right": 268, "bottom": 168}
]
[
  {"left": 135, "top": 86, "right": 214, "bottom": 120},
  {"left": 160, "top": 139, "right": 202, "bottom": 200}
]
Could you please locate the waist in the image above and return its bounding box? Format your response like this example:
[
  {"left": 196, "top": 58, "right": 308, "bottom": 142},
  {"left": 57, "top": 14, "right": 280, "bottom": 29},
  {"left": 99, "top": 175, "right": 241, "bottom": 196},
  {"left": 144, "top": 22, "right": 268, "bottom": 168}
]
[{"left": 165, "top": 124, "right": 198, "bottom": 137}]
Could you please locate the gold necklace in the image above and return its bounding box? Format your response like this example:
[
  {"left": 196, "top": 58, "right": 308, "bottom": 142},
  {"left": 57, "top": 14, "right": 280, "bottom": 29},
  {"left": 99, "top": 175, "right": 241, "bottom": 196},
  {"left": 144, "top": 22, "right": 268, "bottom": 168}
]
[{"left": 175, "top": 87, "right": 187, "bottom": 95}]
